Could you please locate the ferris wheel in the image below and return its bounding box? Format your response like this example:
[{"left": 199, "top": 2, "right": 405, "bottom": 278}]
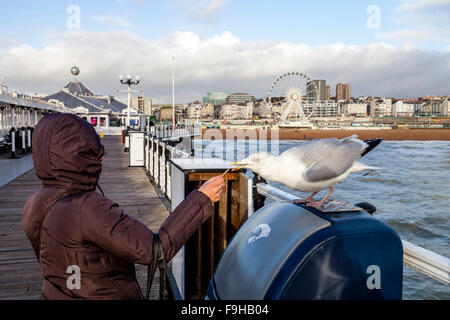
[{"left": 268, "top": 72, "right": 319, "bottom": 123}]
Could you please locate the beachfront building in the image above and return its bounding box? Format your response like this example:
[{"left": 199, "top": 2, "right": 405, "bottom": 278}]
[
  {"left": 369, "top": 98, "right": 392, "bottom": 117},
  {"left": 305, "top": 101, "right": 340, "bottom": 117},
  {"left": 430, "top": 98, "right": 450, "bottom": 116},
  {"left": 220, "top": 103, "right": 253, "bottom": 120},
  {"left": 416, "top": 98, "right": 449, "bottom": 116},
  {"left": 225, "top": 93, "right": 255, "bottom": 105},
  {"left": 201, "top": 103, "right": 215, "bottom": 118},
  {"left": 392, "top": 101, "right": 414, "bottom": 117},
  {"left": 341, "top": 103, "right": 367, "bottom": 116},
  {"left": 187, "top": 103, "right": 202, "bottom": 119},
  {"left": 186, "top": 103, "right": 214, "bottom": 119},
  {"left": 203, "top": 92, "right": 228, "bottom": 106},
  {"left": 417, "top": 103, "right": 432, "bottom": 116},
  {"left": 257, "top": 102, "right": 273, "bottom": 118},
  {"left": 243, "top": 103, "right": 253, "bottom": 119}
]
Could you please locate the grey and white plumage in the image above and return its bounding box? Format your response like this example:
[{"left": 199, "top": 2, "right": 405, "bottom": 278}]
[{"left": 233, "top": 135, "right": 382, "bottom": 206}]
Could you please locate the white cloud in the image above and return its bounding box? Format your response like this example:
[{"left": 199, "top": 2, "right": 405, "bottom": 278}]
[
  {"left": 116, "top": 0, "right": 147, "bottom": 4},
  {"left": 378, "top": 0, "right": 450, "bottom": 46},
  {"left": 0, "top": 30, "right": 448, "bottom": 102},
  {"left": 0, "top": 35, "right": 20, "bottom": 49},
  {"left": 92, "top": 15, "right": 132, "bottom": 28},
  {"left": 175, "top": 0, "right": 229, "bottom": 22},
  {"left": 395, "top": 0, "right": 450, "bottom": 12}
]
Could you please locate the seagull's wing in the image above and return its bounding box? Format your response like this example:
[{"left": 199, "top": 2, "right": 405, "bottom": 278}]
[{"left": 282, "top": 137, "right": 367, "bottom": 182}]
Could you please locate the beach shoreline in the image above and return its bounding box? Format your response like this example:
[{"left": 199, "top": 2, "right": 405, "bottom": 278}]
[{"left": 202, "top": 128, "right": 450, "bottom": 141}]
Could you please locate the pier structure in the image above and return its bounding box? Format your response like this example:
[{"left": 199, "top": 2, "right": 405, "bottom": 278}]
[{"left": 0, "top": 93, "right": 71, "bottom": 157}]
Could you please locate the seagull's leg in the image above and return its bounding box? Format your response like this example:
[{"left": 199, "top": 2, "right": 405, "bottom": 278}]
[
  {"left": 294, "top": 192, "right": 318, "bottom": 204},
  {"left": 307, "top": 187, "right": 335, "bottom": 207}
]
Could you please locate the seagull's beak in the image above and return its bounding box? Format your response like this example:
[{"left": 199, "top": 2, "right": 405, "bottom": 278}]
[{"left": 231, "top": 161, "right": 247, "bottom": 171}]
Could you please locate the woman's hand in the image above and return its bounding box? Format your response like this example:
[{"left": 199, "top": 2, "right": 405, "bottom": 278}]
[{"left": 198, "top": 176, "right": 226, "bottom": 203}]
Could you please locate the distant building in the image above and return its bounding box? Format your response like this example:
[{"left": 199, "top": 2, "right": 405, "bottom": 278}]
[
  {"left": 308, "top": 101, "right": 340, "bottom": 117},
  {"left": 341, "top": 103, "right": 367, "bottom": 116},
  {"left": 43, "top": 79, "right": 129, "bottom": 129},
  {"left": 434, "top": 98, "right": 449, "bottom": 116},
  {"left": 203, "top": 92, "right": 229, "bottom": 106},
  {"left": 257, "top": 102, "right": 273, "bottom": 118},
  {"left": 131, "top": 96, "right": 152, "bottom": 115},
  {"left": 336, "top": 83, "right": 351, "bottom": 101},
  {"left": 0, "top": 79, "right": 8, "bottom": 94},
  {"left": 187, "top": 103, "right": 202, "bottom": 119},
  {"left": 243, "top": 103, "right": 253, "bottom": 119},
  {"left": 225, "top": 93, "right": 255, "bottom": 105},
  {"left": 186, "top": 103, "right": 214, "bottom": 119},
  {"left": 325, "top": 85, "right": 330, "bottom": 100},
  {"left": 159, "top": 107, "right": 174, "bottom": 121},
  {"left": 369, "top": 98, "right": 392, "bottom": 117},
  {"left": 392, "top": 101, "right": 414, "bottom": 117},
  {"left": 379, "top": 99, "right": 392, "bottom": 116},
  {"left": 220, "top": 103, "right": 253, "bottom": 120},
  {"left": 220, "top": 104, "right": 239, "bottom": 120},
  {"left": 307, "top": 80, "right": 327, "bottom": 101},
  {"left": 201, "top": 103, "right": 215, "bottom": 118}
]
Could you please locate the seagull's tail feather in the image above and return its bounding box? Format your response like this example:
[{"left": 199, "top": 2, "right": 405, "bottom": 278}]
[
  {"left": 361, "top": 138, "right": 383, "bottom": 157},
  {"left": 351, "top": 162, "right": 383, "bottom": 173}
]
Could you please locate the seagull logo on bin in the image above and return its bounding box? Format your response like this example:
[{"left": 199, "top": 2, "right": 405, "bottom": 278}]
[{"left": 248, "top": 223, "right": 271, "bottom": 244}]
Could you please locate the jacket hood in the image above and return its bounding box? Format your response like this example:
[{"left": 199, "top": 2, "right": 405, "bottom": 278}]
[{"left": 33, "top": 113, "right": 104, "bottom": 192}]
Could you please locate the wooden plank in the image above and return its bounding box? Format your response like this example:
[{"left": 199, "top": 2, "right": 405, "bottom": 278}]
[
  {"left": 216, "top": 180, "right": 228, "bottom": 257},
  {"left": 188, "top": 172, "right": 239, "bottom": 181},
  {"left": 229, "top": 180, "right": 240, "bottom": 239}
]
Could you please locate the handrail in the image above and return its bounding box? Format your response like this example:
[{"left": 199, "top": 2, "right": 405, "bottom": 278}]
[
  {"left": 255, "top": 183, "right": 450, "bottom": 285},
  {"left": 165, "top": 145, "right": 190, "bottom": 158},
  {"left": 402, "top": 240, "right": 450, "bottom": 284}
]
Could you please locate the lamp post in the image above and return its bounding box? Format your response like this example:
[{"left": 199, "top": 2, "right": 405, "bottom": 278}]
[
  {"left": 119, "top": 74, "right": 141, "bottom": 128},
  {"left": 118, "top": 74, "right": 141, "bottom": 152},
  {"left": 172, "top": 56, "right": 175, "bottom": 128}
]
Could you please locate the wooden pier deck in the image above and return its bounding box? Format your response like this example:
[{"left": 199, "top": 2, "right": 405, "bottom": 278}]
[{"left": 0, "top": 136, "right": 170, "bottom": 300}]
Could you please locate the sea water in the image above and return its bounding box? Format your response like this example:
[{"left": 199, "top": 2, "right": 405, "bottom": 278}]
[{"left": 194, "top": 139, "right": 450, "bottom": 300}]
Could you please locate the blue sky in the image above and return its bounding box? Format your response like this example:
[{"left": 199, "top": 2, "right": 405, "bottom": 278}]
[
  {"left": 0, "top": 0, "right": 449, "bottom": 102},
  {"left": 1, "top": 0, "right": 441, "bottom": 49}
]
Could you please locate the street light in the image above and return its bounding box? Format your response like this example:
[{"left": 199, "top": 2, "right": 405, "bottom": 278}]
[
  {"left": 118, "top": 74, "right": 141, "bottom": 152},
  {"left": 118, "top": 74, "right": 141, "bottom": 128}
]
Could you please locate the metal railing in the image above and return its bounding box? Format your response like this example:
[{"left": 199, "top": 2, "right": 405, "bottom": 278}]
[
  {"left": 256, "top": 183, "right": 450, "bottom": 285},
  {"left": 144, "top": 130, "right": 450, "bottom": 287}
]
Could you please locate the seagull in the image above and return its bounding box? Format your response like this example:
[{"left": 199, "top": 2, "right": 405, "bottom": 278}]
[{"left": 232, "top": 135, "right": 383, "bottom": 207}]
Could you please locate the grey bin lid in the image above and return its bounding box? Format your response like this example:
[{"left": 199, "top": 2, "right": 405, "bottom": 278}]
[{"left": 213, "top": 202, "right": 331, "bottom": 300}]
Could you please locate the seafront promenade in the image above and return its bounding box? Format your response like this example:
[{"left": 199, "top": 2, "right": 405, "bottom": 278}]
[
  {"left": 0, "top": 136, "right": 169, "bottom": 299},
  {"left": 205, "top": 128, "right": 450, "bottom": 140}
]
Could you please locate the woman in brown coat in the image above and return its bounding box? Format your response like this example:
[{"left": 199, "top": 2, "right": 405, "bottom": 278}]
[{"left": 22, "top": 113, "right": 225, "bottom": 300}]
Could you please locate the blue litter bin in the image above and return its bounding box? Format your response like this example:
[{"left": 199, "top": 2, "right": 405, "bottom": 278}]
[{"left": 207, "top": 202, "right": 403, "bottom": 300}]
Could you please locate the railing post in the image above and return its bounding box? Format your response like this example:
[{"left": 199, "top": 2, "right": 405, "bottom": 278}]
[
  {"left": 145, "top": 131, "right": 150, "bottom": 172},
  {"left": 155, "top": 139, "right": 161, "bottom": 186},
  {"left": 165, "top": 147, "right": 171, "bottom": 199},
  {"left": 160, "top": 143, "right": 166, "bottom": 194},
  {"left": 150, "top": 136, "right": 154, "bottom": 178},
  {"left": 10, "top": 107, "right": 16, "bottom": 158}
]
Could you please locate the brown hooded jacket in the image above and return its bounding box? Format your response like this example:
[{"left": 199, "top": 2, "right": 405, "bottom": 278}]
[{"left": 22, "top": 114, "right": 213, "bottom": 299}]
